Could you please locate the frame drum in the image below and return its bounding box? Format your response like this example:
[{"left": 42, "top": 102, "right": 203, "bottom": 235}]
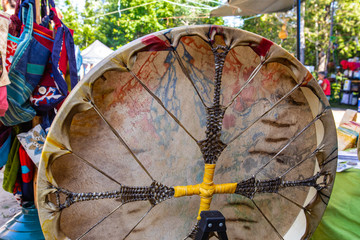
[{"left": 37, "top": 25, "right": 337, "bottom": 240}]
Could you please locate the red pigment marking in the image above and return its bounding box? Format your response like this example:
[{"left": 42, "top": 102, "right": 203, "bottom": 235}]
[
  {"left": 251, "top": 38, "right": 273, "bottom": 57},
  {"left": 141, "top": 35, "right": 171, "bottom": 52},
  {"left": 260, "top": 70, "right": 278, "bottom": 91},
  {"left": 182, "top": 36, "right": 212, "bottom": 54},
  {"left": 233, "top": 86, "right": 256, "bottom": 112},
  {"left": 223, "top": 114, "right": 236, "bottom": 130}
]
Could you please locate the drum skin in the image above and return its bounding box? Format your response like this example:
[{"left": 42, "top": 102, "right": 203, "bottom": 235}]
[{"left": 36, "top": 25, "right": 337, "bottom": 240}]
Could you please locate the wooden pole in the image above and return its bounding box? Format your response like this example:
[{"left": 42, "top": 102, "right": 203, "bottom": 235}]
[{"left": 35, "top": 0, "right": 41, "bottom": 24}]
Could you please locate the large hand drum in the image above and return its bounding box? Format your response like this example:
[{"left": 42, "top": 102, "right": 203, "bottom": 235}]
[{"left": 37, "top": 25, "right": 337, "bottom": 239}]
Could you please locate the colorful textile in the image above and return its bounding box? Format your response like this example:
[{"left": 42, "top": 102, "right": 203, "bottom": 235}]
[
  {"left": 0, "top": 124, "right": 11, "bottom": 146},
  {"left": 0, "top": 86, "right": 8, "bottom": 116},
  {"left": 5, "top": 33, "right": 19, "bottom": 72},
  {"left": 50, "top": 8, "right": 77, "bottom": 95},
  {"left": 30, "top": 85, "right": 66, "bottom": 111},
  {"left": 0, "top": 133, "right": 11, "bottom": 167},
  {"left": 0, "top": 0, "right": 51, "bottom": 126},
  {"left": 17, "top": 124, "right": 46, "bottom": 167},
  {"left": 18, "top": 145, "right": 34, "bottom": 202},
  {"left": 3, "top": 128, "right": 20, "bottom": 193},
  {"left": 8, "top": 0, "right": 21, "bottom": 37},
  {"left": 0, "top": 12, "right": 10, "bottom": 87},
  {"left": 30, "top": 15, "right": 67, "bottom": 111},
  {"left": 12, "top": 179, "right": 22, "bottom": 205}
]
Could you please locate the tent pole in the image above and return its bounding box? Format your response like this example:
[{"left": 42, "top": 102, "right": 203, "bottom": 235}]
[{"left": 296, "top": 0, "right": 301, "bottom": 61}]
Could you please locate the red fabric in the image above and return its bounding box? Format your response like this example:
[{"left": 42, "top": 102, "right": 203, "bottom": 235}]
[
  {"left": 301, "top": 72, "right": 313, "bottom": 87},
  {"left": 18, "top": 145, "right": 34, "bottom": 183},
  {"left": 5, "top": 37, "right": 18, "bottom": 72},
  {"left": 29, "top": 23, "right": 56, "bottom": 87},
  {"left": 51, "top": 8, "right": 74, "bottom": 82},
  {"left": 321, "top": 78, "right": 331, "bottom": 96},
  {"left": 0, "top": 86, "right": 8, "bottom": 116},
  {"left": 32, "top": 23, "right": 54, "bottom": 51},
  {"left": 141, "top": 35, "right": 171, "bottom": 52},
  {"left": 251, "top": 38, "right": 273, "bottom": 57}
]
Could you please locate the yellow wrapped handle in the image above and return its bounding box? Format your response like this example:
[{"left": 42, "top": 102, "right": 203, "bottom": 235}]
[{"left": 173, "top": 164, "right": 238, "bottom": 220}]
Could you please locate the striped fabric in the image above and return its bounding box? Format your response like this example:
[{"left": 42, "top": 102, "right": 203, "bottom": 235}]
[{"left": 0, "top": 1, "right": 50, "bottom": 126}]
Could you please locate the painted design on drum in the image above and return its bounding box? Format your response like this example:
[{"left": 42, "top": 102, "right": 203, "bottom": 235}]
[{"left": 150, "top": 51, "right": 182, "bottom": 147}]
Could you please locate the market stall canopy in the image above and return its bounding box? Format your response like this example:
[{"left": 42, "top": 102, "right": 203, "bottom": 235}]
[
  {"left": 81, "top": 40, "right": 114, "bottom": 65},
  {"left": 210, "top": 0, "right": 296, "bottom": 17}
]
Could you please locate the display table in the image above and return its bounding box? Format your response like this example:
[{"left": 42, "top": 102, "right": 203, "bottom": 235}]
[{"left": 312, "top": 168, "right": 360, "bottom": 240}]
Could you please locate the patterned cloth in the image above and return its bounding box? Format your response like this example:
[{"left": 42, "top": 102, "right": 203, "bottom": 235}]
[
  {"left": 17, "top": 124, "right": 46, "bottom": 167},
  {"left": 0, "top": 1, "right": 51, "bottom": 126},
  {"left": 5, "top": 33, "right": 19, "bottom": 72},
  {"left": 0, "top": 12, "right": 11, "bottom": 87}
]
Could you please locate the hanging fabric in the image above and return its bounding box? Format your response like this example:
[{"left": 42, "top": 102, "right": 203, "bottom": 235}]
[
  {"left": 17, "top": 124, "right": 46, "bottom": 167},
  {"left": 0, "top": 133, "right": 11, "bottom": 167},
  {"left": 6, "top": 0, "right": 21, "bottom": 72},
  {"left": 0, "top": 11, "right": 11, "bottom": 87},
  {"left": 0, "top": 123, "right": 12, "bottom": 167},
  {"left": 5, "top": 33, "right": 19, "bottom": 72},
  {"left": 30, "top": 10, "right": 65, "bottom": 111},
  {"left": 0, "top": 0, "right": 51, "bottom": 126},
  {"left": 19, "top": 145, "right": 34, "bottom": 202},
  {"left": 50, "top": 7, "right": 78, "bottom": 95},
  {"left": 3, "top": 127, "right": 20, "bottom": 193},
  {"left": 8, "top": 0, "right": 21, "bottom": 37},
  {"left": 30, "top": 2, "right": 78, "bottom": 112},
  {"left": 0, "top": 11, "right": 11, "bottom": 117}
]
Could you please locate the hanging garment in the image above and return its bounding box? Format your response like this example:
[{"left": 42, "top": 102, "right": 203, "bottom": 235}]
[
  {"left": 0, "top": 12, "right": 10, "bottom": 116},
  {"left": 0, "top": 11, "right": 11, "bottom": 87},
  {"left": 0, "top": 85, "right": 8, "bottom": 117},
  {"left": 30, "top": 20, "right": 66, "bottom": 111},
  {"left": 0, "top": 124, "right": 11, "bottom": 146},
  {"left": 0, "top": 134, "right": 11, "bottom": 167},
  {"left": 5, "top": 33, "right": 19, "bottom": 72},
  {"left": 0, "top": 121, "right": 12, "bottom": 166},
  {"left": 19, "top": 145, "right": 34, "bottom": 202},
  {"left": 3, "top": 127, "right": 20, "bottom": 193},
  {"left": 0, "top": 0, "right": 51, "bottom": 126},
  {"left": 31, "top": 4, "right": 78, "bottom": 112},
  {"left": 17, "top": 124, "right": 46, "bottom": 167},
  {"left": 50, "top": 7, "right": 78, "bottom": 95}
]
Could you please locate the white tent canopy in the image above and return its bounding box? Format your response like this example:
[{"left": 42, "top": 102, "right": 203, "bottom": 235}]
[
  {"left": 81, "top": 40, "right": 114, "bottom": 65},
  {"left": 210, "top": 0, "right": 296, "bottom": 17}
]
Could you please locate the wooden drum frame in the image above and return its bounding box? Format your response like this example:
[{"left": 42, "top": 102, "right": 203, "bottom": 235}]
[{"left": 36, "top": 25, "right": 337, "bottom": 240}]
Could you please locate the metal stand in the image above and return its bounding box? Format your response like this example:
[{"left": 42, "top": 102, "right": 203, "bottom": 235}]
[{"left": 195, "top": 211, "right": 228, "bottom": 240}]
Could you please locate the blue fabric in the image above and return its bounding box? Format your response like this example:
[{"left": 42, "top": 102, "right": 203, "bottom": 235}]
[
  {"left": 0, "top": 1, "right": 50, "bottom": 126},
  {"left": 51, "top": 14, "right": 78, "bottom": 95},
  {"left": 0, "top": 134, "right": 11, "bottom": 167}
]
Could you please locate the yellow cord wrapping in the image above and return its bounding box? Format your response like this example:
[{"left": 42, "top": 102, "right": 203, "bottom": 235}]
[
  {"left": 214, "top": 183, "right": 237, "bottom": 194},
  {"left": 197, "top": 164, "right": 215, "bottom": 220},
  {"left": 173, "top": 184, "right": 200, "bottom": 197},
  {"left": 173, "top": 164, "right": 238, "bottom": 220}
]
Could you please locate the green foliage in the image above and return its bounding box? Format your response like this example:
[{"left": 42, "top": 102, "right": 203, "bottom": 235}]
[
  {"left": 60, "top": 0, "right": 223, "bottom": 50},
  {"left": 241, "top": 1, "right": 360, "bottom": 70},
  {"left": 242, "top": 14, "right": 297, "bottom": 55},
  {"left": 331, "top": 73, "right": 347, "bottom": 102}
]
